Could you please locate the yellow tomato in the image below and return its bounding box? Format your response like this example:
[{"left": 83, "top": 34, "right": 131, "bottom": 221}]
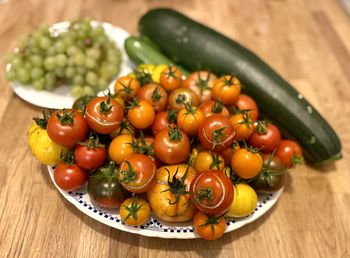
[
  {"left": 27, "top": 123, "right": 68, "bottom": 165},
  {"left": 137, "top": 63, "right": 156, "bottom": 74},
  {"left": 226, "top": 183, "right": 258, "bottom": 218},
  {"left": 108, "top": 134, "right": 135, "bottom": 164},
  {"left": 151, "top": 64, "right": 168, "bottom": 83},
  {"left": 119, "top": 197, "right": 151, "bottom": 226},
  {"left": 147, "top": 164, "right": 197, "bottom": 222},
  {"left": 193, "top": 150, "right": 225, "bottom": 173}
]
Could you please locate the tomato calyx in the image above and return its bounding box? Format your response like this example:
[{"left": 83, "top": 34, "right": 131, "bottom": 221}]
[
  {"left": 168, "top": 126, "right": 182, "bottom": 141},
  {"left": 291, "top": 153, "right": 305, "bottom": 166},
  {"left": 134, "top": 131, "right": 154, "bottom": 156},
  {"left": 235, "top": 111, "right": 254, "bottom": 130},
  {"left": 122, "top": 195, "right": 144, "bottom": 221},
  {"left": 196, "top": 187, "right": 214, "bottom": 202},
  {"left": 125, "top": 98, "right": 140, "bottom": 110},
  {"left": 162, "top": 165, "right": 190, "bottom": 205},
  {"left": 151, "top": 87, "right": 162, "bottom": 102},
  {"left": 199, "top": 215, "right": 224, "bottom": 235},
  {"left": 77, "top": 133, "right": 105, "bottom": 149},
  {"left": 255, "top": 120, "right": 269, "bottom": 135},
  {"left": 99, "top": 96, "right": 113, "bottom": 114},
  {"left": 60, "top": 149, "right": 75, "bottom": 166},
  {"left": 134, "top": 69, "right": 152, "bottom": 85},
  {"left": 195, "top": 71, "right": 211, "bottom": 94},
  {"left": 56, "top": 109, "right": 74, "bottom": 125},
  {"left": 73, "top": 95, "right": 94, "bottom": 114},
  {"left": 183, "top": 102, "right": 197, "bottom": 115},
  {"left": 212, "top": 127, "right": 227, "bottom": 150},
  {"left": 221, "top": 75, "right": 235, "bottom": 88},
  {"left": 94, "top": 161, "right": 119, "bottom": 192},
  {"left": 212, "top": 100, "right": 224, "bottom": 114},
  {"left": 119, "top": 119, "right": 134, "bottom": 135},
  {"left": 209, "top": 152, "right": 224, "bottom": 170},
  {"left": 167, "top": 109, "right": 177, "bottom": 124},
  {"left": 115, "top": 78, "right": 135, "bottom": 99},
  {"left": 119, "top": 160, "right": 137, "bottom": 184},
  {"left": 33, "top": 110, "right": 50, "bottom": 129},
  {"left": 163, "top": 65, "right": 181, "bottom": 80}
]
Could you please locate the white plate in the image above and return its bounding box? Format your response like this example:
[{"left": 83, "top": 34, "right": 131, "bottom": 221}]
[
  {"left": 8, "top": 21, "right": 133, "bottom": 109},
  {"left": 47, "top": 166, "right": 283, "bottom": 239}
]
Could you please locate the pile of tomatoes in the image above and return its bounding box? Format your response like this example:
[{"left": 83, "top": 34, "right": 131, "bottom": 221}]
[{"left": 27, "top": 64, "right": 304, "bottom": 240}]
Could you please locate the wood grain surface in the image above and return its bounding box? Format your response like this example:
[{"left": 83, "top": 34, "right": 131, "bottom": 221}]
[{"left": 0, "top": 0, "right": 349, "bottom": 257}]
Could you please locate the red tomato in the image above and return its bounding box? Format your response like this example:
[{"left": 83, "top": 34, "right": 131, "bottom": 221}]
[
  {"left": 235, "top": 94, "right": 259, "bottom": 121},
  {"left": 181, "top": 71, "right": 217, "bottom": 102},
  {"left": 276, "top": 140, "right": 304, "bottom": 168},
  {"left": 220, "top": 142, "right": 240, "bottom": 166},
  {"left": 159, "top": 66, "right": 182, "bottom": 91},
  {"left": 168, "top": 87, "right": 200, "bottom": 110},
  {"left": 151, "top": 110, "right": 176, "bottom": 136},
  {"left": 154, "top": 127, "right": 191, "bottom": 164},
  {"left": 136, "top": 83, "right": 168, "bottom": 112},
  {"left": 200, "top": 100, "right": 230, "bottom": 118},
  {"left": 249, "top": 123, "right": 281, "bottom": 153},
  {"left": 47, "top": 109, "right": 89, "bottom": 148},
  {"left": 119, "top": 154, "right": 156, "bottom": 193},
  {"left": 85, "top": 96, "right": 124, "bottom": 134},
  {"left": 197, "top": 114, "right": 235, "bottom": 152},
  {"left": 54, "top": 162, "right": 87, "bottom": 191},
  {"left": 127, "top": 99, "right": 155, "bottom": 129},
  {"left": 212, "top": 75, "right": 241, "bottom": 105},
  {"left": 190, "top": 170, "right": 233, "bottom": 215},
  {"left": 74, "top": 136, "right": 107, "bottom": 170}
]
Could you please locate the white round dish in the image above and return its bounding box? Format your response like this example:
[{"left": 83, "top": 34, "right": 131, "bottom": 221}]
[
  {"left": 47, "top": 166, "right": 283, "bottom": 239},
  {"left": 8, "top": 21, "right": 133, "bottom": 109}
]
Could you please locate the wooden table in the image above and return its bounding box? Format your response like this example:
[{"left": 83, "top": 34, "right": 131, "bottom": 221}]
[{"left": 0, "top": 0, "right": 349, "bottom": 257}]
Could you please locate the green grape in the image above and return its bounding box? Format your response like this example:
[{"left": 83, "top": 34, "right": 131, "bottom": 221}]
[
  {"left": 72, "top": 75, "right": 84, "bottom": 85},
  {"left": 33, "top": 78, "right": 45, "bottom": 90},
  {"left": 71, "top": 85, "right": 84, "bottom": 98},
  {"left": 45, "top": 72, "right": 56, "bottom": 85},
  {"left": 31, "top": 67, "right": 44, "bottom": 80},
  {"left": 99, "top": 65, "right": 110, "bottom": 80},
  {"left": 96, "top": 35, "right": 108, "bottom": 44},
  {"left": 62, "top": 36, "right": 74, "bottom": 48},
  {"left": 65, "top": 67, "right": 75, "bottom": 79},
  {"left": 54, "top": 41, "right": 65, "bottom": 53},
  {"left": 55, "top": 67, "right": 65, "bottom": 78},
  {"left": 39, "top": 36, "right": 52, "bottom": 50},
  {"left": 56, "top": 53, "right": 67, "bottom": 67},
  {"left": 84, "top": 57, "right": 96, "bottom": 69},
  {"left": 95, "top": 26, "right": 104, "bottom": 36},
  {"left": 83, "top": 85, "right": 95, "bottom": 96},
  {"left": 5, "top": 69, "right": 17, "bottom": 81},
  {"left": 86, "top": 48, "right": 101, "bottom": 60},
  {"left": 107, "top": 54, "right": 120, "bottom": 65},
  {"left": 44, "top": 56, "right": 56, "bottom": 70},
  {"left": 46, "top": 47, "right": 56, "bottom": 56},
  {"left": 30, "top": 55, "right": 43, "bottom": 67},
  {"left": 76, "top": 66, "right": 87, "bottom": 75},
  {"left": 97, "top": 78, "right": 108, "bottom": 90},
  {"left": 17, "top": 67, "right": 31, "bottom": 84},
  {"left": 73, "top": 53, "right": 85, "bottom": 65},
  {"left": 66, "top": 46, "right": 78, "bottom": 56},
  {"left": 18, "top": 35, "right": 29, "bottom": 48},
  {"left": 106, "top": 64, "right": 118, "bottom": 78},
  {"left": 86, "top": 71, "right": 98, "bottom": 86},
  {"left": 24, "top": 61, "right": 33, "bottom": 70},
  {"left": 12, "top": 57, "right": 23, "bottom": 69}
]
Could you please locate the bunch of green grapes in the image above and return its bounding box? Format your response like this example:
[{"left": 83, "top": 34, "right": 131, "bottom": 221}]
[{"left": 4, "top": 17, "right": 121, "bottom": 97}]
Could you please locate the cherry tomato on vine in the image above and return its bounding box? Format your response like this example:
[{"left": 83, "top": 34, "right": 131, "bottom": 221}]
[
  {"left": 229, "top": 112, "right": 255, "bottom": 141},
  {"left": 249, "top": 122, "right": 281, "bottom": 153},
  {"left": 231, "top": 148, "right": 263, "bottom": 179},
  {"left": 177, "top": 104, "right": 205, "bottom": 136},
  {"left": 193, "top": 211, "right": 226, "bottom": 240},
  {"left": 118, "top": 154, "right": 156, "bottom": 193},
  {"left": 47, "top": 109, "right": 89, "bottom": 148},
  {"left": 159, "top": 65, "right": 182, "bottom": 91},
  {"left": 190, "top": 170, "right": 233, "bottom": 215},
  {"left": 119, "top": 197, "right": 151, "bottom": 226},
  {"left": 154, "top": 126, "right": 191, "bottom": 164},
  {"left": 235, "top": 94, "right": 259, "bottom": 121},
  {"left": 151, "top": 110, "right": 177, "bottom": 136},
  {"left": 200, "top": 100, "right": 230, "bottom": 118},
  {"left": 212, "top": 75, "right": 241, "bottom": 105},
  {"left": 276, "top": 140, "right": 304, "bottom": 168},
  {"left": 127, "top": 99, "right": 155, "bottom": 129},
  {"left": 136, "top": 83, "right": 168, "bottom": 113},
  {"left": 168, "top": 87, "right": 200, "bottom": 110},
  {"left": 197, "top": 114, "right": 235, "bottom": 152},
  {"left": 193, "top": 150, "right": 225, "bottom": 173},
  {"left": 114, "top": 75, "right": 140, "bottom": 100},
  {"left": 108, "top": 134, "right": 135, "bottom": 164},
  {"left": 181, "top": 71, "right": 217, "bottom": 102},
  {"left": 85, "top": 96, "right": 124, "bottom": 134}
]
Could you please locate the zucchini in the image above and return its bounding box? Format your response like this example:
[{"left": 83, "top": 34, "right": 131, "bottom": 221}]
[
  {"left": 139, "top": 8, "right": 341, "bottom": 164},
  {"left": 124, "top": 36, "right": 189, "bottom": 76}
]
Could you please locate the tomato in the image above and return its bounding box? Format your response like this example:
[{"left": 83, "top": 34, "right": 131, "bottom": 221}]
[
  {"left": 181, "top": 71, "right": 217, "bottom": 102},
  {"left": 168, "top": 87, "right": 200, "bottom": 110},
  {"left": 190, "top": 170, "right": 233, "bottom": 215},
  {"left": 108, "top": 134, "right": 135, "bottom": 164},
  {"left": 127, "top": 99, "right": 155, "bottom": 129},
  {"left": 28, "top": 113, "right": 68, "bottom": 165},
  {"left": 212, "top": 75, "right": 241, "bottom": 105},
  {"left": 154, "top": 127, "right": 191, "bottom": 164},
  {"left": 251, "top": 154, "right": 285, "bottom": 191},
  {"left": 177, "top": 105, "right": 205, "bottom": 136},
  {"left": 151, "top": 110, "right": 177, "bottom": 136},
  {"left": 85, "top": 96, "right": 124, "bottom": 134},
  {"left": 159, "top": 65, "right": 182, "bottom": 91},
  {"left": 110, "top": 119, "right": 135, "bottom": 138},
  {"left": 54, "top": 162, "right": 87, "bottom": 191},
  {"left": 88, "top": 162, "right": 126, "bottom": 209},
  {"left": 72, "top": 95, "right": 94, "bottom": 113},
  {"left": 200, "top": 100, "right": 230, "bottom": 118},
  {"left": 193, "top": 211, "right": 226, "bottom": 240},
  {"left": 74, "top": 134, "right": 106, "bottom": 170},
  {"left": 231, "top": 148, "right": 263, "bottom": 179},
  {"left": 249, "top": 122, "right": 281, "bottom": 153},
  {"left": 119, "top": 197, "right": 151, "bottom": 226},
  {"left": 235, "top": 94, "right": 259, "bottom": 121},
  {"left": 47, "top": 109, "right": 89, "bottom": 148},
  {"left": 226, "top": 183, "right": 258, "bottom": 218},
  {"left": 193, "top": 150, "right": 225, "bottom": 173},
  {"left": 229, "top": 113, "right": 255, "bottom": 141},
  {"left": 151, "top": 64, "right": 168, "bottom": 83},
  {"left": 276, "top": 140, "right": 304, "bottom": 168},
  {"left": 220, "top": 141, "right": 240, "bottom": 166},
  {"left": 147, "top": 164, "right": 197, "bottom": 222},
  {"left": 114, "top": 75, "right": 140, "bottom": 100},
  {"left": 118, "top": 154, "right": 156, "bottom": 193},
  {"left": 136, "top": 83, "right": 168, "bottom": 113},
  {"left": 197, "top": 114, "right": 235, "bottom": 152}
]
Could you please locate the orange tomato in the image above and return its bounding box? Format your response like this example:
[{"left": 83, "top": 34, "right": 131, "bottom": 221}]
[
  {"left": 229, "top": 113, "right": 255, "bottom": 141},
  {"left": 108, "top": 134, "right": 135, "bottom": 164},
  {"left": 212, "top": 75, "right": 241, "bottom": 105},
  {"left": 114, "top": 76, "right": 140, "bottom": 100},
  {"left": 193, "top": 211, "right": 226, "bottom": 240},
  {"left": 193, "top": 150, "right": 225, "bottom": 173},
  {"left": 159, "top": 65, "right": 182, "bottom": 91},
  {"left": 231, "top": 148, "right": 263, "bottom": 179},
  {"left": 127, "top": 99, "right": 155, "bottom": 129},
  {"left": 177, "top": 105, "right": 205, "bottom": 135}
]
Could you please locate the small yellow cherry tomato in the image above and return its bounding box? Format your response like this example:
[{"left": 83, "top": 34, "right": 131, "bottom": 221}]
[
  {"left": 120, "top": 197, "right": 151, "bottom": 226},
  {"left": 226, "top": 183, "right": 258, "bottom": 218}
]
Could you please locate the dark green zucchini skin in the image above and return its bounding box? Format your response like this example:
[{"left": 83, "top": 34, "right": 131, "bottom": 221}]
[{"left": 139, "top": 8, "right": 341, "bottom": 164}]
